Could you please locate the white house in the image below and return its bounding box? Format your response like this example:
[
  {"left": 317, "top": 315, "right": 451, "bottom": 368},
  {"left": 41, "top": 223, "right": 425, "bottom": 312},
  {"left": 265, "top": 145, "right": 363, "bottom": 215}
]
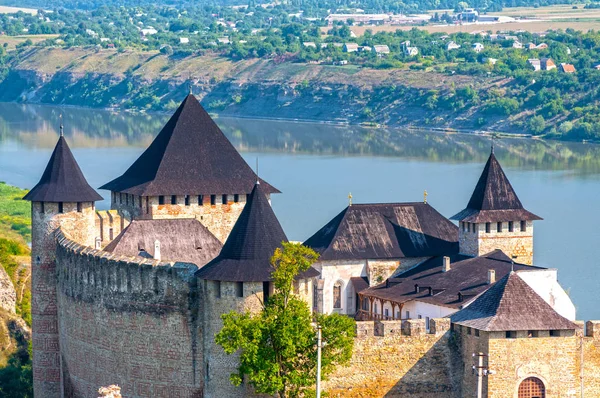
[
  {"left": 343, "top": 43, "right": 359, "bottom": 52},
  {"left": 447, "top": 41, "right": 461, "bottom": 50},
  {"left": 179, "top": 37, "right": 189, "bottom": 44},
  {"left": 472, "top": 42, "right": 484, "bottom": 52}
]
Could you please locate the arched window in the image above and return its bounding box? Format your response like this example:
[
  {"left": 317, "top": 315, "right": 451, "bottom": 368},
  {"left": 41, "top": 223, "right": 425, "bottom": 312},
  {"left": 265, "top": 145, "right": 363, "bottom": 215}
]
[
  {"left": 518, "top": 377, "right": 545, "bottom": 398},
  {"left": 333, "top": 281, "right": 342, "bottom": 309}
]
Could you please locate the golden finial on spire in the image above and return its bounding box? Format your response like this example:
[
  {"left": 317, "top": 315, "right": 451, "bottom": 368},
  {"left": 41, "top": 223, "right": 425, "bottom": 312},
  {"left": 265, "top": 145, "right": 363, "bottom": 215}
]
[
  {"left": 348, "top": 192, "right": 353, "bottom": 206},
  {"left": 59, "top": 113, "right": 63, "bottom": 137},
  {"left": 424, "top": 190, "right": 428, "bottom": 204}
]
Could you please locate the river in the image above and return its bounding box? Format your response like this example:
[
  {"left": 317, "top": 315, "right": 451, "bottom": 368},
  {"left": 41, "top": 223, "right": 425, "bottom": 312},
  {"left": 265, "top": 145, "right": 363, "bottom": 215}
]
[{"left": 0, "top": 102, "right": 599, "bottom": 320}]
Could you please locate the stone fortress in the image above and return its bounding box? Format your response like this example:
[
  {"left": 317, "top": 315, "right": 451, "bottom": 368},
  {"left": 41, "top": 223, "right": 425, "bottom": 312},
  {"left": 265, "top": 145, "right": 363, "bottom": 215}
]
[{"left": 23, "top": 93, "right": 600, "bottom": 398}]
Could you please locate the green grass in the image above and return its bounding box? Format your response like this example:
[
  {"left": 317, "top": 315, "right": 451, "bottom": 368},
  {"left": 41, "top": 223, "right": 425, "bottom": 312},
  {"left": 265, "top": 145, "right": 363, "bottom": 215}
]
[{"left": 0, "top": 182, "right": 31, "bottom": 244}]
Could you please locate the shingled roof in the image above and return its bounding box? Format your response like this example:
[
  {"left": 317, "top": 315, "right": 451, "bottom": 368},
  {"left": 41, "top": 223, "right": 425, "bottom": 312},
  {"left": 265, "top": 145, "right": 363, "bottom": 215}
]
[
  {"left": 450, "top": 272, "right": 578, "bottom": 331},
  {"left": 196, "top": 183, "right": 318, "bottom": 282},
  {"left": 359, "top": 250, "right": 543, "bottom": 309},
  {"left": 104, "top": 219, "right": 222, "bottom": 267},
  {"left": 451, "top": 151, "right": 542, "bottom": 223},
  {"left": 99, "top": 94, "right": 278, "bottom": 196},
  {"left": 304, "top": 203, "right": 458, "bottom": 261},
  {"left": 23, "top": 135, "right": 102, "bottom": 203}
]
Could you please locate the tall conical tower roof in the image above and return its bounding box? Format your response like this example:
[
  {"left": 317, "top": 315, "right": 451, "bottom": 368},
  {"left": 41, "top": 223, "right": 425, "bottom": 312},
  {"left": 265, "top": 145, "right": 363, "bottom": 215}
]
[
  {"left": 451, "top": 151, "right": 541, "bottom": 223},
  {"left": 100, "top": 94, "right": 278, "bottom": 196},
  {"left": 196, "top": 183, "right": 318, "bottom": 282},
  {"left": 450, "top": 272, "right": 577, "bottom": 331},
  {"left": 23, "top": 136, "right": 102, "bottom": 203}
]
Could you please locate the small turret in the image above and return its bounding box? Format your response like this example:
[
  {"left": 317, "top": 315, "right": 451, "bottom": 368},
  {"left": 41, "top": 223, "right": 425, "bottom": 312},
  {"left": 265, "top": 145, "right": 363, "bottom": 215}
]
[
  {"left": 24, "top": 133, "right": 101, "bottom": 398},
  {"left": 451, "top": 149, "right": 542, "bottom": 265}
]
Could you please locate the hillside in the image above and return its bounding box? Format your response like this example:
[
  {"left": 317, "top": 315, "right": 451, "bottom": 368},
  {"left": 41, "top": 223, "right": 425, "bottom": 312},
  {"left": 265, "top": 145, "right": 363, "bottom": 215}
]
[{"left": 0, "top": 46, "right": 579, "bottom": 137}]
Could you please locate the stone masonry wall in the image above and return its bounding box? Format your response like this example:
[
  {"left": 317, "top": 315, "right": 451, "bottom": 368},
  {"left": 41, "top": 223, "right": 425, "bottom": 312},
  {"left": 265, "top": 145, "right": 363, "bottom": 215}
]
[
  {"left": 31, "top": 201, "right": 97, "bottom": 398},
  {"left": 459, "top": 221, "right": 534, "bottom": 265},
  {"left": 324, "top": 319, "right": 458, "bottom": 398},
  {"left": 111, "top": 193, "right": 250, "bottom": 243},
  {"left": 55, "top": 231, "right": 202, "bottom": 398}
]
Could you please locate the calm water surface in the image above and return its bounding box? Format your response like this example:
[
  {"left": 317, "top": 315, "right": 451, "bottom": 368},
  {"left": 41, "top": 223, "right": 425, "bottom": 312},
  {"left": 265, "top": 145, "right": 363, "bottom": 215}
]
[{"left": 1, "top": 102, "right": 599, "bottom": 320}]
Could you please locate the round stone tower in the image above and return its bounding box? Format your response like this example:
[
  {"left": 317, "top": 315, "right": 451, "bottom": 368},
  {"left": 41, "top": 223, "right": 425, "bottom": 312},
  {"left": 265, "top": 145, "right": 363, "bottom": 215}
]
[{"left": 24, "top": 132, "right": 102, "bottom": 398}]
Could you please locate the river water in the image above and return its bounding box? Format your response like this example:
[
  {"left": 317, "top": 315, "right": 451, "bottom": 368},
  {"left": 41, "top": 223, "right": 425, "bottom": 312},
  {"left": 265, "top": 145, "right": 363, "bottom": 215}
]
[{"left": 0, "top": 102, "right": 599, "bottom": 320}]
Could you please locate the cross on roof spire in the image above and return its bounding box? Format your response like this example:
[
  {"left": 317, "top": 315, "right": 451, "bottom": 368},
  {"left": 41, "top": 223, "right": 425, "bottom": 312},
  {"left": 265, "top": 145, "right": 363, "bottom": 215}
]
[
  {"left": 348, "top": 192, "right": 352, "bottom": 206},
  {"left": 59, "top": 114, "right": 63, "bottom": 137}
]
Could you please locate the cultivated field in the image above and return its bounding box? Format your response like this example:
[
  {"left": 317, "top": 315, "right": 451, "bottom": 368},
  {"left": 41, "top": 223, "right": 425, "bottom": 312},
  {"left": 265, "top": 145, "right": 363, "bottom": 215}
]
[
  {"left": 0, "top": 34, "right": 59, "bottom": 50},
  {"left": 0, "top": 6, "right": 37, "bottom": 15}
]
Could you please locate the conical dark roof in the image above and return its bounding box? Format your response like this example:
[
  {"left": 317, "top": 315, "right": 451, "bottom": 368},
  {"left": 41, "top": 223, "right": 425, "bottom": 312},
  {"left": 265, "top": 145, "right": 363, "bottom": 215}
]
[
  {"left": 451, "top": 151, "right": 541, "bottom": 223},
  {"left": 196, "top": 183, "right": 318, "bottom": 282},
  {"left": 23, "top": 136, "right": 102, "bottom": 203},
  {"left": 450, "top": 272, "right": 577, "bottom": 331},
  {"left": 99, "top": 94, "right": 279, "bottom": 196}
]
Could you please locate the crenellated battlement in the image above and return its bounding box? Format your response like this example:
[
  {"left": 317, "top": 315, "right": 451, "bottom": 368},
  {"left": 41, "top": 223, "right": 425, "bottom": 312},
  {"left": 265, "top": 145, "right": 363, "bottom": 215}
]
[{"left": 55, "top": 229, "right": 197, "bottom": 315}]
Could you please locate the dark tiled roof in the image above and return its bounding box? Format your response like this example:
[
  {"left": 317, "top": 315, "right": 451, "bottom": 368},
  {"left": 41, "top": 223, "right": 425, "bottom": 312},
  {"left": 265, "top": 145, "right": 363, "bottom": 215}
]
[
  {"left": 23, "top": 136, "right": 103, "bottom": 203},
  {"left": 359, "top": 250, "right": 544, "bottom": 309},
  {"left": 99, "top": 94, "right": 279, "bottom": 196},
  {"left": 196, "top": 183, "right": 318, "bottom": 282},
  {"left": 450, "top": 272, "right": 578, "bottom": 331},
  {"left": 304, "top": 203, "right": 458, "bottom": 261},
  {"left": 451, "top": 152, "right": 542, "bottom": 223},
  {"left": 104, "top": 219, "right": 222, "bottom": 267},
  {"left": 350, "top": 276, "right": 370, "bottom": 294}
]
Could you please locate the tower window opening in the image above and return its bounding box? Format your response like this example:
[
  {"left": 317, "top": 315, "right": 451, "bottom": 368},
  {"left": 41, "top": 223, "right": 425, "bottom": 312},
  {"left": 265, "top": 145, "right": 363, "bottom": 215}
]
[
  {"left": 126, "top": 194, "right": 129, "bottom": 205},
  {"left": 171, "top": 195, "right": 177, "bottom": 205},
  {"left": 139, "top": 196, "right": 142, "bottom": 207},
  {"left": 521, "top": 220, "right": 527, "bottom": 232},
  {"left": 40, "top": 202, "right": 45, "bottom": 214},
  {"left": 333, "top": 281, "right": 342, "bottom": 309},
  {"left": 77, "top": 202, "right": 82, "bottom": 213},
  {"left": 145, "top": 197, "right": 149, "bottom": 214},
  {"left": 467, "top": 223, "right": 471, "bottom": 233},
  {"left": 550, "top": 330, "right": 560, "bottom": 337},
  {"left": 58, "top": 202, "right": 64, "bottom": 213},
  {"left": 185, "top": 195, "right": 190, "bottom": 206},
  {"left": 235, "top": 282, "right": 243, "bottom": 298},
  {"left": 198, "top": 195, "right": 204, "bottom": 205},
  {"left": 222, "top": 194, "right": 228, "bottom": 204},
  {"left": 461, "top": 222, "right": 466, "bottom": 232},
  {"left": 505, "top": 330, "right": 517, "bottom": 339},
  {"left": 263, "top": 281, "right": 270, "bottom": 303},
  {"left": 211, "top": 195, "right": 216, "bottom": 205},
  {"left": 497, "top": 222, "right": 503, "bottom": 233},
  {"left": 159, "top": 196, "right": 165, "bottom": 205},
  {"left": 485, "top": 222, "right": 491, "bottom": 233},
  {"left": 234, "top": 194, "right": 239, "bottom": 203},
  {"left": 120, "top": 193, "right": 124, "bottom": 204},
  {"left": 509, "top": 221, "right": 514, "bottom": 232},
  {"left": 473, "top": 223, "right": 478, "bottom": 233},
  {"left": 215, "top": 281, "right": 221, "bottom": 298}
]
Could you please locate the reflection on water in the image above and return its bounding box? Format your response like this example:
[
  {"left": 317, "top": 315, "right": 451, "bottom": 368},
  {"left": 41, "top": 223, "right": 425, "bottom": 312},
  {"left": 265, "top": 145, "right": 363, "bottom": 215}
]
[
  {"left": 2, "top": 102, "right": 600, "bottom": 175},
  {"left": 1, "top": 101, "right": 600, "bottom": 322}
]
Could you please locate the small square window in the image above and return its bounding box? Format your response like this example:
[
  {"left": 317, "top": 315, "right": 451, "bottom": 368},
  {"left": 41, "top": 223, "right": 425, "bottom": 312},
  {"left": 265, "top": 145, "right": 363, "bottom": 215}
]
[
  {"left": 528, "top": 330, "right": 539, "bottom": 338},
  {"left": 159, "top": 196, "right": 165, "bottom": 205},
  {"left": 467, "top": 327, "right": 472, "bottom": 335},
  {"left": 474, "top": 329, "right": 480, "bottom": 337},
  {"left": 508, "top": 221, "right": 514, "bottom": 232},
  {"left": 171, "top": 195, "right": 177, "bottom": 205},
  {"left": 497, "top": 222, "right": 503, "bottom": 233},
  {"left": 550, "top": 330, "right": 560, "bottom": 337},
  {"left": 485, "top": 222, "right": 491, "bottom": 233},
  {"left": 505, "top": 331, "right": 516, "bottom": 339}
]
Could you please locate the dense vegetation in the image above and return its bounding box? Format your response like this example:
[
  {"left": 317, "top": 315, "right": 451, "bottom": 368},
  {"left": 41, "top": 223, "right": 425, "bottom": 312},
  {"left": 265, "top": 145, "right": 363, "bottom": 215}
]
[{"left": 0, "top": 182, "right": 32, "bottom": 397}]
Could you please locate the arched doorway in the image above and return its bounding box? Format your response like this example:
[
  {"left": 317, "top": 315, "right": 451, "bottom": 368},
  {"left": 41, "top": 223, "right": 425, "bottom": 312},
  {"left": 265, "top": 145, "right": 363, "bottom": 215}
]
[{"left": 518, "top": 377, "right": 545, "bottom": 398}]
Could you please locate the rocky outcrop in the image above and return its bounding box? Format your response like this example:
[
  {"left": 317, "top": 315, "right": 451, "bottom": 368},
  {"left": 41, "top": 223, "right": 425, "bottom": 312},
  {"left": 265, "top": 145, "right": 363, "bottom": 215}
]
[{"left": 0, "top": 265, "right": 16, "bottom": 314}]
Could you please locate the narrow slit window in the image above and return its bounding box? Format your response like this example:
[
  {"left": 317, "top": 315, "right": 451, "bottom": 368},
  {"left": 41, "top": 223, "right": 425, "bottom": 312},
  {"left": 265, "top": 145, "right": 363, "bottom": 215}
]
[
  {"left": 171, "top": 195, "right": 177, "bottom": 205},
  {"left": 77, "top": 202, "right": 82, "bottom": 213},
  {"left": 485, "top": 222, "right": 491, "bottom": 233},
  {"left": 235, "top": 282, "right": 243, "bottom": 298},
  {"left": 146, "top": 197, "right": 149, "bottom": 214},
  {"left": 185, "top": 195, "right": 190, "bottom": 206},
  {"left": 467, "top": 223, "right": 471, "bottom": 233},
  {"left": 215, "top": 281, "right": 221, "bottom": 298},
  {"left": 40, "top": 202, "right": 45, "bottom": 214},
  {"left": 126, "top": 194, "right": 129, "bottom": 205},
  {"left": 234, "top": 194, "right": 239, "bottom": 203},
  {"left": 211, "top": 195, "right": 216, "bottom": 205},
  {"left": 222, "top": 194, "right": 228, "bottom": 204},
  {"left": 158, "top": 196, "right": 165, "bottom": 205},
  {"left": 58, "top": 202, "right": 64, "bottom": 213},
  {"left": 521, "top": 220, "right": 527, "bottom": 232},
  {"left": 198, "top": 195, "right": 204, "bottom": 205},
  {"left": 497, "top": 222, "right": 503, "bottom": 233},
  {"left": 509, "top": 221, "right": 514, "bottom": 232},
  {"left": 473, "top": 223, "right": 478, "bottom": 233}
]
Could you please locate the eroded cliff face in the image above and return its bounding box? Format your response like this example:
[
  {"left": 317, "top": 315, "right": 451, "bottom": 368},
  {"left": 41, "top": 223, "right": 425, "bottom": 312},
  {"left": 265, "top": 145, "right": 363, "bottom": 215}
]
[
  {"left": 0, "top": 265, "right": 16, "bottom": 314},
  {"left": 0, "top": 47, "right": 513, "bottom": 132}
]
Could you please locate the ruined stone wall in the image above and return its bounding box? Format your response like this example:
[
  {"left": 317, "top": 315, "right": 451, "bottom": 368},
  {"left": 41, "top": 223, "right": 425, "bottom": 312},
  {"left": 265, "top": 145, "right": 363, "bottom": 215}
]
[
  {"left": 31, "top": 201, "right": 97, "bottom": 398},
  {"left": 55, "top": 231, "right": 203, "bottom": 398},
  {"left": 459, "top": 220, "right": 534, "bottom": 265},
  {"left": 325, "top": 319, "right": 458, "bottom": 398},
  {"left": 111, "top": 193, "right": 249, "bottom": 243}
]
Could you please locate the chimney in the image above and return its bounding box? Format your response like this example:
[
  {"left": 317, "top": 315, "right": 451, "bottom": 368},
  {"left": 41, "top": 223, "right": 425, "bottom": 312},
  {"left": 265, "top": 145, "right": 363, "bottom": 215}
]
[
  {"left": 95, "top": 237, "right": 101, "bottom": 250},
  {"left": 487, "top": 269, "right": 496, "bottom": 284},
  {"left": 154, "top": 240, "right": 161, "bottom": 261},
  {"left": 442, "top": 256, "right": 451, "bottom": 272}
]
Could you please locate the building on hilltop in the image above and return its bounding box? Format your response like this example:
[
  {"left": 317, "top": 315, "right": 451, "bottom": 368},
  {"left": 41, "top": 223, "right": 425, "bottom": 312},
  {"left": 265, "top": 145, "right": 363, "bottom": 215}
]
[
  {"left": 99, "top": 93, "right": 278, "bottom": 243},
  {"left": 451, "top": 271, "right": 580, "bottom": 398},
  {"left": 304, "top": 202, "right": 458, "bottom": 316},
  {"left": 451, "top": 148, "right": 542, "bottom": 265}
]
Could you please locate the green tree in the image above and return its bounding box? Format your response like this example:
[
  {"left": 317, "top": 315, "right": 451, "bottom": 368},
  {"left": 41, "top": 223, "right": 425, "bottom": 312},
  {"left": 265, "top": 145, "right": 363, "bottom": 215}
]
[
  {"left": 215, "top": 242, "right": 355, "bottom": 398},
  {"left": 528, "top": 115, "right": 546, "bottom": 135}
]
